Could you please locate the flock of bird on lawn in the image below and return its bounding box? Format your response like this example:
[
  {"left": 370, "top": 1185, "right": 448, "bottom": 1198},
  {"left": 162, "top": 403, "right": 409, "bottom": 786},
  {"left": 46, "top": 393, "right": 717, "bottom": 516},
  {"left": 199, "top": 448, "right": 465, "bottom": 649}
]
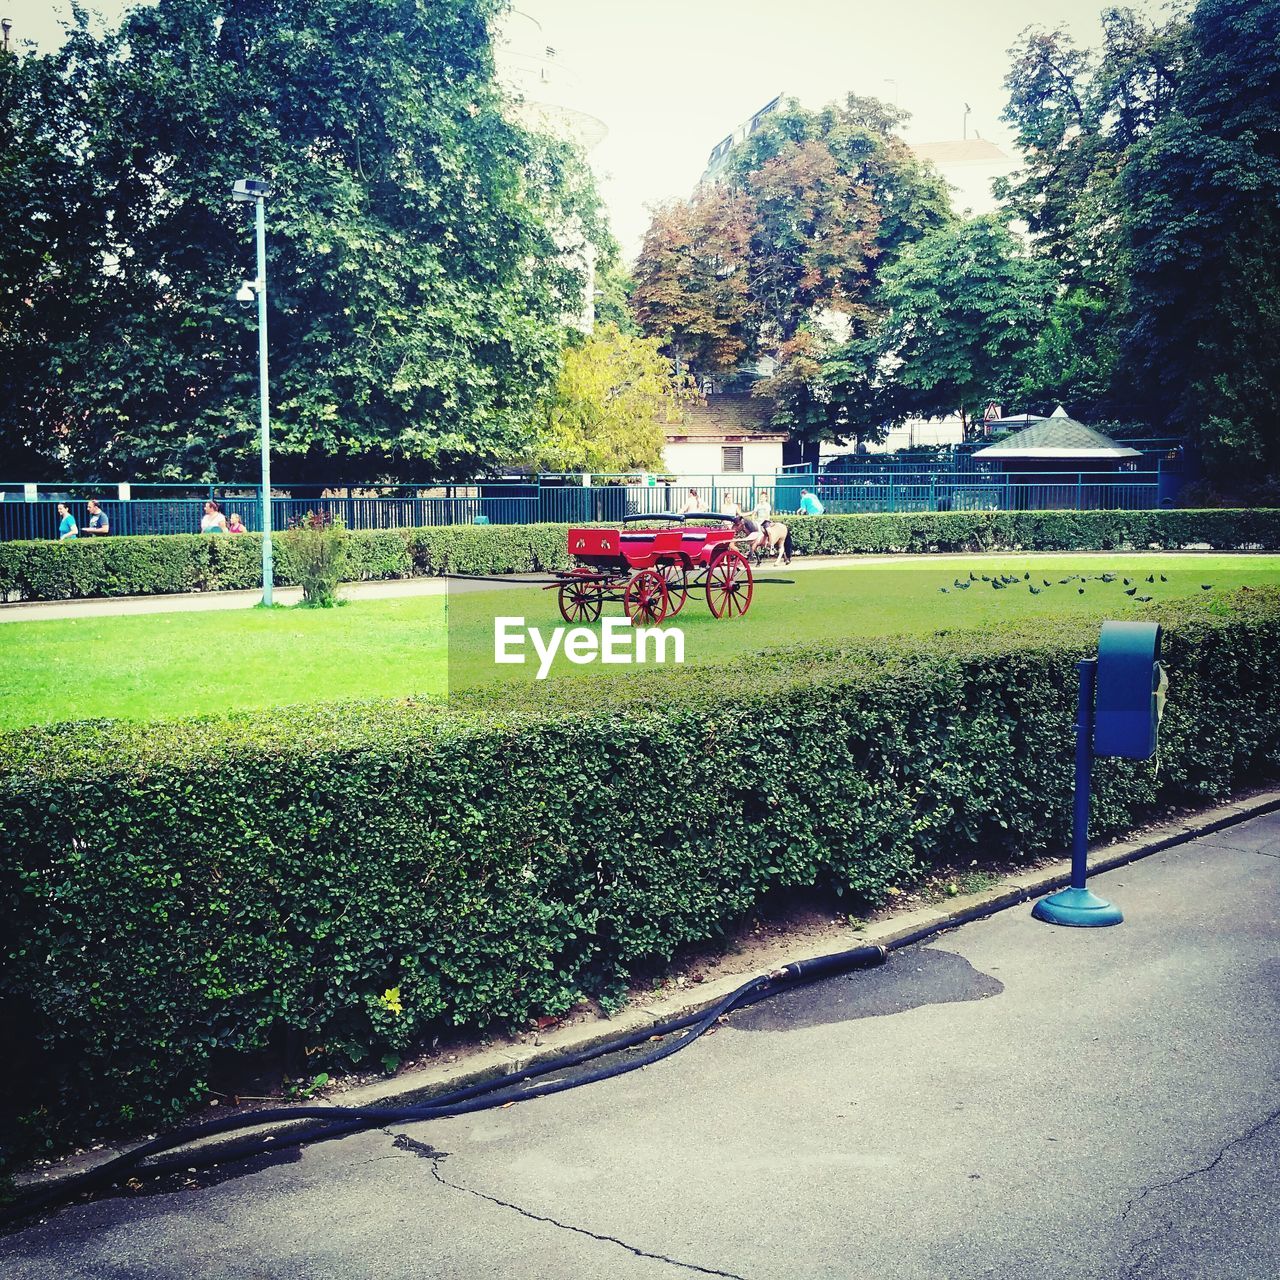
[{"left": 938, "top": 570, "right": 1214, "bottom": 601}]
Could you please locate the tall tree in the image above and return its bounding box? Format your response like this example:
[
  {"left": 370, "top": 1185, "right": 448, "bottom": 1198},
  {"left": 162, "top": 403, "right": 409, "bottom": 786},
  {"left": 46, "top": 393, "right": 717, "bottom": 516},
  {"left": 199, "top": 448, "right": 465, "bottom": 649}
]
[
  {"left": 529, "top": 324, "right": 687, "bottom": 474},
  {"left": 630, "top": 186, "right": 756, "bottom": 377},
  {"left": 1115, "top": 0, "right": 1280, "bottom": 480},
  {"left": 0, "top": 0, "right": 611, "bottom": 482},
  {"left": 876, "top": 217, "right": 1055, "bottom": 436}
]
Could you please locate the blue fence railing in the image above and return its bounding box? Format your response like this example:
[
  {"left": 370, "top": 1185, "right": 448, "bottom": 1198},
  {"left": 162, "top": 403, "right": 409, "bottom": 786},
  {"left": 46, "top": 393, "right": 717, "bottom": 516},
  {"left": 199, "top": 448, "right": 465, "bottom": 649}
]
[{"left": 0, "top": 468, "right": 1172, "bottom": 542}]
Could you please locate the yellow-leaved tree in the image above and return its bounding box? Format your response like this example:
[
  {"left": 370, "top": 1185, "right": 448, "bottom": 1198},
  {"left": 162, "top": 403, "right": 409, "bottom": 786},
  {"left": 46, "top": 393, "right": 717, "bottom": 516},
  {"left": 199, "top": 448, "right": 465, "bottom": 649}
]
[{"left": 531, "top": 324, "right": 693, "bottom": 474}]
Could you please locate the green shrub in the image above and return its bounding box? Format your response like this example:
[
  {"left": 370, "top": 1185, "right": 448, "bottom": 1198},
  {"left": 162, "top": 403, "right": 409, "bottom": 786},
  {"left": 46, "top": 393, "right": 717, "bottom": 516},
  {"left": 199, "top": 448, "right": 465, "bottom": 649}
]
[
  {"left": 1, "top": 592, "right": 1278, "bottom": 1164},
  {"left": 2, "top": 510, "right": 1276, "bottom": 603},
  {"left": 276, "top": 513, "right": 348, "bottom": 607}
]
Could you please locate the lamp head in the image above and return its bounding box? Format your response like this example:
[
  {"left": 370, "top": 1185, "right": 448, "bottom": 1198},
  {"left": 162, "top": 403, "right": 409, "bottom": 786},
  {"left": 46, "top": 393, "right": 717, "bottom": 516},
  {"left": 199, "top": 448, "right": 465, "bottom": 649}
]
[
  {"left": 235, "top": 280, "right": 257, "bottom": 306},
  {"left": 232, "top": 178, "right": 273, "bottom": 202}
]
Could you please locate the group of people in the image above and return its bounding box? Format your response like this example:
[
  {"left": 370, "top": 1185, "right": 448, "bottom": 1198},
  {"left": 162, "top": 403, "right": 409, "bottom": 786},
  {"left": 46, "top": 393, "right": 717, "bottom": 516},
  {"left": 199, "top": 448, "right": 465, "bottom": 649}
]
[
  {"left": 54, "top": 498, "right": 247, "bottom": 539},
  {"left": 200, "top": 501, "right": 248, "bottom": 534},
  {"left": 675, "top": 485, "right": 824, "bottom": 566},
  {"left": 55, "top": 499, "right": 110, "bottom": 540}
]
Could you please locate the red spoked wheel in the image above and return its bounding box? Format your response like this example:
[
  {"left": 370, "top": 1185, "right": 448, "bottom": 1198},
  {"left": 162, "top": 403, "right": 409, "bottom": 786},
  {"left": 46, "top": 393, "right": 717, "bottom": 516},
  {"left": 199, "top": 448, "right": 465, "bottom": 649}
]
[
  {"left": 705, "top": 548, "right": 753, "bottom": 619},
  {"left": 558, "top": 570, "right": 604, "bottom": 624},
  {"left": 656, "top": 561, "right": 689, "bottom": 616},
  {"left": 623, "top": 569, "right": 669, "bottom": 626}
]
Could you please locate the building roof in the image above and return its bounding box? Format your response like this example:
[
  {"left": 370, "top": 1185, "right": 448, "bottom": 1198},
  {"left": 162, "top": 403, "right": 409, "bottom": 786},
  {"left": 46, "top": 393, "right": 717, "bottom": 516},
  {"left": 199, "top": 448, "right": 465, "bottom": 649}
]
[{"left": 973, "top": 417, "right": 1143, "bottom": 460}]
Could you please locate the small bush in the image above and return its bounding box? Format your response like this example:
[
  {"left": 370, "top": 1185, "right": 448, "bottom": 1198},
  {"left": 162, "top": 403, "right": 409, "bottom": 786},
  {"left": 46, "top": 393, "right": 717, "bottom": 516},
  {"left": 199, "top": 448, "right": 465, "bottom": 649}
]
[{"left": 276, "top": 512, "right": 347, "bottom": 607}]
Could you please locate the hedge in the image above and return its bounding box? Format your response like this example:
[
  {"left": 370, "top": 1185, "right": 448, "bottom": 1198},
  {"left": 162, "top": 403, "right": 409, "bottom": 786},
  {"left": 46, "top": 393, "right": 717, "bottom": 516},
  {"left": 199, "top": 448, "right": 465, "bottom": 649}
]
[
  {"left": 2, "top": 509, "right": 1278, "bottom": 602},
  {"left": 2, "top": 591, "right": 1279, "bottom": 1165}
]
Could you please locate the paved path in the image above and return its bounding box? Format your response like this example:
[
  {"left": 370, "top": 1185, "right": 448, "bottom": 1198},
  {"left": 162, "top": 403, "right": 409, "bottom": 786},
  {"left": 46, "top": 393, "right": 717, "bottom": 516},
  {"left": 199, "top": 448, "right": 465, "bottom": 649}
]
[
  {"left": 0, "top": 550, "right": 1253, "bottom": 624},
  {"left": 4, "top": 812, "right": 1278, "bottom": 1279}
]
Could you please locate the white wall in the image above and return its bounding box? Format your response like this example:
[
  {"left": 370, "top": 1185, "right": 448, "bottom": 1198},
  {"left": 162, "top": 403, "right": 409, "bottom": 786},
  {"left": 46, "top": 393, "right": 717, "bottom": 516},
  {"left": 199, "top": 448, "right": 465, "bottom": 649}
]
[{"left": 662, "top": 439, "right": 783, "bottom": 477}]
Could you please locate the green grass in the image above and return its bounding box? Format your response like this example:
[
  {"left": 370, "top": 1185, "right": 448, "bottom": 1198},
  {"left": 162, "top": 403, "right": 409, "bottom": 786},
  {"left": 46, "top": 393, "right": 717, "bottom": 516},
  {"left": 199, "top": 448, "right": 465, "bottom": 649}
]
[{"left": 1, "top": 553, "right": 1276, "bottom": 730}]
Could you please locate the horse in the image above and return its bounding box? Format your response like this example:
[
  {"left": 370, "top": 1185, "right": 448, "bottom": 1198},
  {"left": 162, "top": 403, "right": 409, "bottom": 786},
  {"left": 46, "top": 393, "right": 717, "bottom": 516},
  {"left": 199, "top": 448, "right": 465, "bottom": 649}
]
[{"left": 758, "top": 519, "right": 792, "bottom": 565}]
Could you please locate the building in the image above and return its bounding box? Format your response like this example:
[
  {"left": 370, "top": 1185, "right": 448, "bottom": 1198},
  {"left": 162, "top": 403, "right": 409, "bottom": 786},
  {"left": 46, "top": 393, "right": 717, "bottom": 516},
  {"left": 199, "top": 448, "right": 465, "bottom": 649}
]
[
  {"left": 661, "top": 395, "right": 787, "bottom": 479},
  {"left": 493, "top": 9, "right": 607, "bottom": 330}
]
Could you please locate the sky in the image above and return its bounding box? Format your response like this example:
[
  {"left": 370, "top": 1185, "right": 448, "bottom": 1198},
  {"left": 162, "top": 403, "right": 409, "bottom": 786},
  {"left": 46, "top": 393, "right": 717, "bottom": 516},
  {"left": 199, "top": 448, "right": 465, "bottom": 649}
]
[{"left": 8, "top": 0, "right": 1161, "bottom": 258}]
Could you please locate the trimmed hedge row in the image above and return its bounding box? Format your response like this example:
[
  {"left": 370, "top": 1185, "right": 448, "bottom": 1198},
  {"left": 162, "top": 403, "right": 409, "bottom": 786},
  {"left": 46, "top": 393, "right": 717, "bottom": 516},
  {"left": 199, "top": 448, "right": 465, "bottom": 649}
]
[
  {"left": 2, "top": 592, "right": 1279, "bottom": 1164},
  {"left": 2, "top": 508, "right": 1278, "bottom": 602}
]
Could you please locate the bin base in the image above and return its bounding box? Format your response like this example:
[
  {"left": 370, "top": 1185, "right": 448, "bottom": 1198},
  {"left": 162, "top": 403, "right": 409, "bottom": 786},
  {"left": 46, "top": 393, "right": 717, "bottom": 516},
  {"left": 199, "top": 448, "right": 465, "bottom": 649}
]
[{"left": 1031, "top": 886, "right": 1123, "bottom": 927}]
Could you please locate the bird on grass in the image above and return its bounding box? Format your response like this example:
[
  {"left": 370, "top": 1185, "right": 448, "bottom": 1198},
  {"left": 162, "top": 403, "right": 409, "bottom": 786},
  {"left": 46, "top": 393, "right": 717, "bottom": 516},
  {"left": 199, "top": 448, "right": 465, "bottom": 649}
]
[
  {"left": 1146, "top": 574, "right": 1155, "bottom": 583},
  {"left": 992, "top": 579, "right": 1005, "bottom": 589},
  {"left": 956, "top": 581, "right": 971, "bottom": 590},
  {"left": 1125, "top": 586, "right": 1138, "bottom": 596},
  {"left": 1029, "top": 585, "right": 1041, "bottom": 595},
  {"left": 1201, "top": 584, "right": 1213, "bottom": 590},
  {"left": 981, "top": 574, "right": 991, "bottom": 582},
  {"left": 1078, "top": 586, "right": 1086, "bottom": 594},
  {"left": 1123, "top": 577, "right": 1132, "bottom": 586},
  {"left": 969, "top": 571, "right": 979, "bottom": 581},
  {"left": 954, "top": 578, "right": 966, "bottom": 588},
  {"left": 1043, "top": 578, "right": 1052, "bottom": 587},
  {"left": 1023, "top": 572, "right": 1031, "bottom": 580},
  {"left": 1101, "top": 574, "right": 1115, "bottom": 583},
  {"left": 939, "top": 587, "right": 949, "bottom": 593},
  {"left": 1160, "top": 574, "right": 1168, "bottom": 582},
  {"left": 1136, "top": 595, "right": 1153, "bottom": 602}
]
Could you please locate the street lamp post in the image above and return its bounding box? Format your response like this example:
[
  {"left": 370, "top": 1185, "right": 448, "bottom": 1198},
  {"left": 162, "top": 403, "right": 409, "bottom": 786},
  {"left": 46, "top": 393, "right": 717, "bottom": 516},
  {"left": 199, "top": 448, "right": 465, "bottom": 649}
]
[{"left": 233, "top": 177, "right": 274, "bottom": 605}]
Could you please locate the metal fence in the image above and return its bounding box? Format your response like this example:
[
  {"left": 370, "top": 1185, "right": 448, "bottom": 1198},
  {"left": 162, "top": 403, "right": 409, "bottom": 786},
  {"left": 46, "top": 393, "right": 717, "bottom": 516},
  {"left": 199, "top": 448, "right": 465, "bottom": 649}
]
[{"left": 0, "top": 468, "right": 1169, "bottom": 542}]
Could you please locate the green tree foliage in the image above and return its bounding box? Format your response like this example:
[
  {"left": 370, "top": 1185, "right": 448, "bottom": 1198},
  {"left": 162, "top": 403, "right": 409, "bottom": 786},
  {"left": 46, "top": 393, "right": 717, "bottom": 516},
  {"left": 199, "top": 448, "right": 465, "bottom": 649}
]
[
  {"left": 0, "top": 0, "right": 612, "bottom": 482},
  {"left": 1115, "top": 0, "right": 1280, "bottom": 481},
  {"left": 998, "top": 8, "right": 1190, "bottom": 296},
  {"left": 877, "top": 217, "right": 1056, "bottom": 436},
  {"left": 529, "top": 324, "right": 687, "bottom": 474}
]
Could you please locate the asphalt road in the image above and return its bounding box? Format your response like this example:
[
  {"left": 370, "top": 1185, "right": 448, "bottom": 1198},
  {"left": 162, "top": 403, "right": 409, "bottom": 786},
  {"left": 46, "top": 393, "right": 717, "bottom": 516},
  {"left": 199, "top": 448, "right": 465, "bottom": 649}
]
[{"left": 4, "top": 814, "right": 1278, "bottom": 1279}]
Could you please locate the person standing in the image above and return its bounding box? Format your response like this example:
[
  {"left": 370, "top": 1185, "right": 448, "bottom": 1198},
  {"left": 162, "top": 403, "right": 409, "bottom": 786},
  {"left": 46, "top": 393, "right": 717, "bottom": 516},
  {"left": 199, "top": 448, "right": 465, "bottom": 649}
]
[
  {"left": 84, "top": 499, "right": 110, "bottom": 535},
  {"left": 752, "top": 489, "right": 771, "bottom": 523},
  {"left": 678, "top": 488, "right": 701, "bottom": 515},
  {"left": 201, "top": 500, "right": 229, "bottom": 534},
  {"left": 56, "top": 503, "right": 78, "bottom": 540}
]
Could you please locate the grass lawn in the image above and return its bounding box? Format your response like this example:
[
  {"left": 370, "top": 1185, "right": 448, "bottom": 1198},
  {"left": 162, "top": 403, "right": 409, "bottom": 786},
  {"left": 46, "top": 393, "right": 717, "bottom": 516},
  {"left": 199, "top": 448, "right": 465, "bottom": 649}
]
[{"left": 1, "top": 553, "right": 1276, "bottom": 730}]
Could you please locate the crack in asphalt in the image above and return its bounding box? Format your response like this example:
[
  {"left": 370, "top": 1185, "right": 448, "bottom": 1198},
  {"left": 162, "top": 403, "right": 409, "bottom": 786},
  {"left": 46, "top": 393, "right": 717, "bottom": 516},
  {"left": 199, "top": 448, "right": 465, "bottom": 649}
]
[
  {"left": 388, "top": 1132, "right": 749, "bottom": 1279},
  {"left": 1120, "top": 1106, "right": 1280, "bottom": 1276}
]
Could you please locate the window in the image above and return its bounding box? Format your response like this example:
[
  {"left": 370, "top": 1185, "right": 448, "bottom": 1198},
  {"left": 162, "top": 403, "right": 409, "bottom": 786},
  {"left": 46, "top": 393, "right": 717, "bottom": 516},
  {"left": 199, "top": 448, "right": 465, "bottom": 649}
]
[{"left": 722, "top": 446, "right": 744, "bottom": 472}]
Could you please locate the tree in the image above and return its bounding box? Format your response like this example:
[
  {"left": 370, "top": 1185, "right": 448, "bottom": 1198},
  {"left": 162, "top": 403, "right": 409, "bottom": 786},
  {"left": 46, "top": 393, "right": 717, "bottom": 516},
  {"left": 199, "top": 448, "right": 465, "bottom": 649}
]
[
  {"left": 997, "top": 9, "right": 1190, "bottom": 297},
  {"left": 630, "top": 186, "right": 756, "bottom": 376},
  {"left": 529, "top": 324, "right": 688, "bottom": 474},
  {"left": 1115, "top": 0, "right": 1280, "bottom": 480},
  {"left": 0, "top": 0, "right": 612, "bottom": 482},
  {"left": 877, "top": 217, "right": 1056, "bottom": 436},
  {"left": 727, "top": 95, "right": 952, "bottom": 344}
]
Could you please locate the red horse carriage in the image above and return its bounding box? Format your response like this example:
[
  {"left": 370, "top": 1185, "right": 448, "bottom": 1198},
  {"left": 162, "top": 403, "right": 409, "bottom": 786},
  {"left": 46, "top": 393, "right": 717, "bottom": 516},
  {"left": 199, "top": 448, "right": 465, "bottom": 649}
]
[{"left": 551, "top": 513, "right": 754, "bottom": 626}]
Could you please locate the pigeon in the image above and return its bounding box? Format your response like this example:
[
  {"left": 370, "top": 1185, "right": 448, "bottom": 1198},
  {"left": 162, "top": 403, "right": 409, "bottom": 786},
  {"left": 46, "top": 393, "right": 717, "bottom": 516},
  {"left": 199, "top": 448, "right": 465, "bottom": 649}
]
[
  {"left": 1029, "top": 585, "right": 1041, "bottom": 594},
  {"left": 1160, "top": 574, "right": 1168, "bottom": 582},
  {"left": 1137, "top": 595, "right": 1153, "bottom": 602},
  {"left": 954, "top": 578, "right": 966, "bottom": 588},
  {"left": 939, "top": 587, "right": 949, "bottom": 593},
  {"left": 1125, "top": 586, "right": 1137, "bottom": 596},
  {"left": 1201, "top": 584, "right": 1213, "bottom": 590},
  {"left": 1059, "top": 578, "right": 1071, "bottom": 585},
  {"left": 1078, "top": 587, "right": 1085, "bottom": 594},
  {"left": 1146, "top": 574, "right": 1155, "bottom": 583},
  {"left": 1023, "top": 572, "right": 1031, "bottom": 580},
  {"left": 1100, "top": 574, "right": 1115, "bottom": 583},
  {"left": 1123, "top": 577, "right": 1132, "bottom": 586},
  {"left": 1043, "top": 578, "right": 1052, "bottom": 587},
  {"left": 969, "top": 571, "right": 978, "bottom": 581},
  {"left": 956, "top": 581, "right": 971, "bottom": 590},
  {"left": 992, "top": 579, "right": 1005, "bottom": 589}
]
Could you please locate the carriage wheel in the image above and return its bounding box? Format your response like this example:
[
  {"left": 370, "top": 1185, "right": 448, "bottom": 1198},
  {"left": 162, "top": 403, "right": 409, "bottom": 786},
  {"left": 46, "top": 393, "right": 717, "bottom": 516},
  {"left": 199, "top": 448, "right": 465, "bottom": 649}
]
[
  {"left": 558, "top": 572, "right": 603, "bottom": 624},
  {"left": 623, "top": 569, "right": 669, "bottom": 626},
  {"left": 656, "top": 561, "right": 689, "bottom": 616},
  {"left": 705, "top": 549, "right": 753, "bottom": 619}
]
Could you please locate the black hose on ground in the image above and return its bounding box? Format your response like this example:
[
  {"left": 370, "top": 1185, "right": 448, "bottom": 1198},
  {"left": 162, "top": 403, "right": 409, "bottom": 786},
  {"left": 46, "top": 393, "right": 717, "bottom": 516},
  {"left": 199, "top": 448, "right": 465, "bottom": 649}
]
[{"left": 2, "top": 945, "right": 887, "bottom": 1224}]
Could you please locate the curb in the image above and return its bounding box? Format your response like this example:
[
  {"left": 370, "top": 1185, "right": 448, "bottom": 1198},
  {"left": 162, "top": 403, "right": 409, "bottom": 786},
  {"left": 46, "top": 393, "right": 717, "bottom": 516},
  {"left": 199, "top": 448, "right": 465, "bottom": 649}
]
[{"left": 15, "top": 786, "right": 1280, "bottom": 1194}]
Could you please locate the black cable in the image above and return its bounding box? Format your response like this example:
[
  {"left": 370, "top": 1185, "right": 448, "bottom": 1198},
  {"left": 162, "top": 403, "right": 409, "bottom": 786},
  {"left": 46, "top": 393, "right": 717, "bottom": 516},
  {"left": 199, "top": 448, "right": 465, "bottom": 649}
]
[{"left": 2, "top": 947, "right": 885, "bottom": 1224}]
